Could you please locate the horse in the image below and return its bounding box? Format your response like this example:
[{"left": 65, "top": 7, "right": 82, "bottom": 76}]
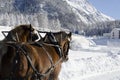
[
  {"left": 0, "top": 31, "right": 72, "bottom": 80},
  {"left": 42, "top": 31, "right": 72, "bottom": 80},
  {"left": 0, "top": 24, "right": 39, "bottom": 78},
  {"left": 42, "top": 31, "right": 72, "bottom": 61}
]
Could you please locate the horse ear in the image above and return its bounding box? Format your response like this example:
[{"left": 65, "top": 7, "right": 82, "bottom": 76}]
[
  {"left": 30, "top": 24, "right": 32, "bottom": 29},
  {"left": 68, "top": 32, "right": 72, "bottom": 37},
  {"left": 29, "top": 24, "right": 34, "bottom": 31},
  {"left": 67, "top": 32, "right": 72, "bottom": 41}
]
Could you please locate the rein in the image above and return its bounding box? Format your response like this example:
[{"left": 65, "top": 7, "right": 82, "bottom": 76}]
[
  {"left": 47, "top": 32, "right": 63, "bottom": 57},
  {"left": 1, "top": 32, "right": 67, "bottom": 80},
  {"left": 30, "top": 42, "right": 63, "bottom": 79},
  {"left": 4, "top": 42, "right": 44, "bottom": 79},
  {"left": 2, "top": 40, "right": 63, "bottom": 80},
  {"left": 31, "top": 32, "right": 65, "bottom": 79}
]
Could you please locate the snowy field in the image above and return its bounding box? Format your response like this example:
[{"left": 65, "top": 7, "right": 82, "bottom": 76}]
[
  {"left": 59, "top": 35, "right": 120, "bottom": 80},
  {"left": 1, "top": 26, "right": 120, "bottom": 80}
]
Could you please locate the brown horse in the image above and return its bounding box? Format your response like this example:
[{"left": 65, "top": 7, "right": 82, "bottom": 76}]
[
  {"left": 0, "top": 24, "right": 39, "bottom": 78},
  {"left": 42, "top": 31, "right": 72, "bottom": 61},
  {"left": 1, "top": 31, "right": 72, "bottom": 80},
  {"left": 42, "top": 31, "right": 72, "bottom": 80}
]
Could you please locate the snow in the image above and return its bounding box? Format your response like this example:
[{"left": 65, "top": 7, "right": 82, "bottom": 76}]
[
  {"left": 59, "top": 34, "right": 120, "bottom": 80},
  {"left": 1, "top": 26, "right": 120, "bottom": 80},
  {"left": 65, "top": 0, "right": 114, "bottom": 24},
  {"left": 66, "top": 0, "right": 97, "bottom": 14},
  {"left": 0, "top": 26, "right": 11, "bottom": 40}
]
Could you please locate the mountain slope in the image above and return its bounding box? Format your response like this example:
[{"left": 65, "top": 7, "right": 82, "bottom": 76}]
[
  {"left": 0, "top": 0, "right": 115, "bottom": 34},
  {"left": 65, "top": 0, "right": 114, "bottom": 23}
]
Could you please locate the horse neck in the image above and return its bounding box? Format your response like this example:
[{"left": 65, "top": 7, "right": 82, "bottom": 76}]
[{"left": 43, "top": 45, "right": 59, "bottom": 61}]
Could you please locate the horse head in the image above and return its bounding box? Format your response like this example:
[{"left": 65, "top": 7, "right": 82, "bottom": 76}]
[
  {"left": 58, "top": 31, "right": 72, "bottom": 62},
  {"left": 43, "top": 31, "right": 72, "bottom": 62},
  {"left": 3, "top": 24, "right": 39, "bottom": 42}
]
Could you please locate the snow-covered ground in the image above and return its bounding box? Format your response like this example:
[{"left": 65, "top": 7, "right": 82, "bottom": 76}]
[
  {"left": 60, "top": 50, "right": 120, "bottom": 80},
  {"left": 59, "top": 34, "right": 120, "bottom": 80},
  {"left": 1, "top": 26, "right": 120, "bottom": 80}
]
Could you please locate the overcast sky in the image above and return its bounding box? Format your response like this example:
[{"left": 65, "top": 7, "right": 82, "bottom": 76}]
[{"left": 88, "top": 0, "right": 120, "bottom": 20}]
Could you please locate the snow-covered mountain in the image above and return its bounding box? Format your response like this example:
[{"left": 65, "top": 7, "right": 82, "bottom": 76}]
[
  {"left": 65, "top": 0, "right": 114, "bottom": 23},
  {"left": 0, "top": 0, "right": 115, "bottom": 34}
]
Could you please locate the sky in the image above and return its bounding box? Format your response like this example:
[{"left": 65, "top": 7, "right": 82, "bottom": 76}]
[{"left": 88, "top": 0, "right": 120, "bottom": 20}]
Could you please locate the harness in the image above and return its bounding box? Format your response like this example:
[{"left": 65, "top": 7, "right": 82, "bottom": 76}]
[
  {"left": 1, "top": 32, "right": 65, "bottom": 80},
  {"left": 47, "top": 32, "right": 63, "bottom": 57},
  {"left": 30, "top": 32, "right": 63, "bottom": 79}
]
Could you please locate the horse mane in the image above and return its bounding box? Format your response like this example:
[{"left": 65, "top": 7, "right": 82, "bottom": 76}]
[
  {"left": 43, "top": 31, "right": 71, "bottom": 43},
  {"left": 11, "top": 24, "right": 30, "bottom": 33},
  {"left": 3, "top": 24, "right": 32, "bottom": 42}
]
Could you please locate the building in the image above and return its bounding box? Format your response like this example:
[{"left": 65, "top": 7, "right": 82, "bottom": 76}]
[{"left": 111, "top": 28, "right": 120, "bottom": 39}]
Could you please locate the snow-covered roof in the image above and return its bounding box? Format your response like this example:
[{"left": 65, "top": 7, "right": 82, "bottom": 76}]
[{"left": 112, "top": 28, "right": 120, "bottom": 31}]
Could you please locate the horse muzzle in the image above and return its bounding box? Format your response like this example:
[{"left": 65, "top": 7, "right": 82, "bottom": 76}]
[{"left": 63, "top": 56, "right": 69, "bottom": 62}]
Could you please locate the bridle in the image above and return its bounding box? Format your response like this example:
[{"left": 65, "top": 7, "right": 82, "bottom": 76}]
[
  {"left": 46, "top": 32, "right": 70, "bottom": 61},
  {"left": 1, "top": 41, "right": 44, "bottom": 80},
  {"left": 28, "top": 32, "right": 69, "bottom": 79},
  {"left": 30, "top": 32, "right": 70, "bottom": 79}
]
